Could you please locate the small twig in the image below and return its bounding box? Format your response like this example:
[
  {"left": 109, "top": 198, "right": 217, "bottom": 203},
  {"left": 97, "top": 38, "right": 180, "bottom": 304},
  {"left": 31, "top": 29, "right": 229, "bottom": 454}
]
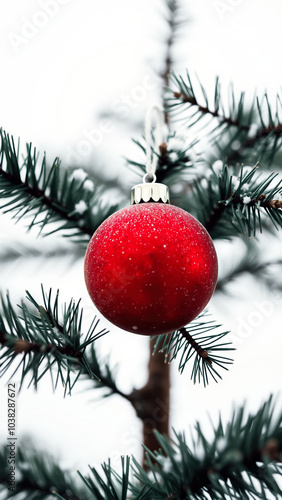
[
  {"left": 226, "top": 193, "right": 282, "bottom": 210},
  {"left": 0, "top": 330, "right": 83, "bottom": 359},
  {"left": 205, "top": 193, "right": 282, "bottom": 234},
  {"left": 250, "top": 194, "right": 282, "bottom": 209},
  {"left": 173, "top": 91, "right": 250, "bottom": 131},
  {"left": 174, "top": 91, "right": 282, "bottom": 160},
  {"left": 157, "top": 142, "right": 170, "bottom": 179},
  {"left": 260, "top": 438, "right": 281, "bottom": 462},
  {"left": 179, "top": 328, "right": 212, "bottom": 365}
]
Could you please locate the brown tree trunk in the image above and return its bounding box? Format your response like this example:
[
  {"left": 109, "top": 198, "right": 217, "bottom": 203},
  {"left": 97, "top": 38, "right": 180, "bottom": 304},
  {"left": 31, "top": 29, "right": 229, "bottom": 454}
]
[{"left": 129, "top": 338, "right": 170, "bottom": 468}]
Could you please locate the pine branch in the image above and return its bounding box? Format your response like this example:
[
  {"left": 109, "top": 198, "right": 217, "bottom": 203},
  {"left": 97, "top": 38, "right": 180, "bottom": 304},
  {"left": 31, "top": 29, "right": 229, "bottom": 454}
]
[
  {"left": 131, "top": 396, "right": 282, "bottom": 499},
  {"left": 76, "top": 457, "right": 149, "bottom": 500},
  {"left": 168, "top": 73, "right": 282, "bottom": 166},
  {"left": 0, "top": 443, "right": 92, "bottom": 500},
  {"left": 0, "top": 287, "right": 136, "bottom": 403},
  {"left": 152, "top": 310, "right": 234, "bottom": 386},
  {"left": 0, "top": 130, "right": 119, "bottom": 245},
  {"left": 172, "top": 88, "right": 249, "bottom": 130},
  {"left": 1, "top": 397, "right": 280, "bottom": 499},
  {"left": 167, "top": 71, "right": 251, "bottom": 134},
  {"left": 194, "top": 163, "right": 282, "bottom": 238},
  {"left": 0, "top": 287, "right": 108, "bottom": 395}
]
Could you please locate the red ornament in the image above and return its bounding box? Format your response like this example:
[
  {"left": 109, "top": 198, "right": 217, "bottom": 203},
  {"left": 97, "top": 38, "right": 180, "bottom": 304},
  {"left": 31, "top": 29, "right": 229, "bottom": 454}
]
[{"left": 84, "top": 202, "right": 218, "bottom": 336}]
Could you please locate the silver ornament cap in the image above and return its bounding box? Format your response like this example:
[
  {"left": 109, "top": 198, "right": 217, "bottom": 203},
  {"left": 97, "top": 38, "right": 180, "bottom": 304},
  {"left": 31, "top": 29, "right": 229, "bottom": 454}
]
[{"left": 131, "top": 174, "right": 170, "bottom": 205}]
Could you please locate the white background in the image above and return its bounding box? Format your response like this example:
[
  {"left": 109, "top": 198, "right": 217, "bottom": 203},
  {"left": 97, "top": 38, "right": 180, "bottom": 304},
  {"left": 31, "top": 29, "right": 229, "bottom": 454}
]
[{"left": 0, "top": 0, "right": 282, "bottom": 481}]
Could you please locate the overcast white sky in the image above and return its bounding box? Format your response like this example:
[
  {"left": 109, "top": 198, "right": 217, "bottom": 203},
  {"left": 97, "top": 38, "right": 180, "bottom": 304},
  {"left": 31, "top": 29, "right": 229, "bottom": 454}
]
[{"left": 0, "top": 0, "right": 282, "bottom": 482}]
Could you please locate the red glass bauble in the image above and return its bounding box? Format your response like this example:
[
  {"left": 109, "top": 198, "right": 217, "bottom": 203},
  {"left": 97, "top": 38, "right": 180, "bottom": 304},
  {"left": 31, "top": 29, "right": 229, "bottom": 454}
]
[{"left": 84, "top": 203, "right": 218, "bottom": 335}]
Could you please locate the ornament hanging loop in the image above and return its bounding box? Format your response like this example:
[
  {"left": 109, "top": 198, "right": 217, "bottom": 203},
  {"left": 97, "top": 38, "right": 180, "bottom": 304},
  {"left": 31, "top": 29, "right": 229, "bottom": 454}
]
[
  {"left": 142, "top": 172, "right": 157, "bottom": 184},
  {"left": 145, "top": 105, "right": 164, "bottom": 183}
]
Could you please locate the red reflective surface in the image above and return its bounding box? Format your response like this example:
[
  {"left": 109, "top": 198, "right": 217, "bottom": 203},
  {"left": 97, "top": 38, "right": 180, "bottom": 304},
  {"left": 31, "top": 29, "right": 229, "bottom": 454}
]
[{"left": 84, "top": 203, "right": 218, "bottom": 335}]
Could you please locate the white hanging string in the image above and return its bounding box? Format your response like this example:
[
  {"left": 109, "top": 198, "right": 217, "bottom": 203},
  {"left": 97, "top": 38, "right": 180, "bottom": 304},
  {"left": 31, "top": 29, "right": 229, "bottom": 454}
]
[{"left": 144, "top": 105, "right": 165, "bottom": 183}]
